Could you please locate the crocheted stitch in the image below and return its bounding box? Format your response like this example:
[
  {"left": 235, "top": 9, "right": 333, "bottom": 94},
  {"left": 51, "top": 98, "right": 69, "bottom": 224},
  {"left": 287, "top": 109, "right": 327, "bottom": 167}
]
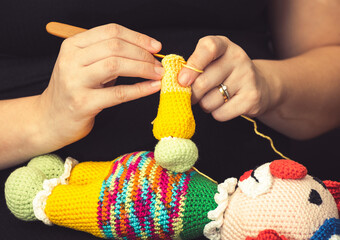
[
  {"left": 154, "top": 137, "right": 198, "bottom": 172},
  {"left": 33, "top": 157, "right": 78, "bottom": 225},
  {"left": 269, "top": 159, "right": 307, "bottom": 179},
  {"left": 43, "top": 151, "right": 217, "bottom": 239},
  {"left": 27, "top": 154, "right": 65, "bottom": 179},
  {"left": 246, "top": 229, "right": 288, "bottom": 240},
  {"left": 153, "top": 54, "right": 195, "bottom": 140},
  {"left": 221, "top": 173, "right": 339, "bottom": 240},
  {"left": 324, "top": 180, "right": 340, "bottom": 216},
  {"left": 310, "top": 218, "right": 340, "bottom": 240}
]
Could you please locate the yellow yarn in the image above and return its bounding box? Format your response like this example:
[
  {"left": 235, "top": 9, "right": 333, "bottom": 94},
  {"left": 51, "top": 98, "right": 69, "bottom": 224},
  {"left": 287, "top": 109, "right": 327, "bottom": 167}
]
[
  {"left": 153, "top": 54, "right": 195, "bottom": 140},
  {"left": 45, "top": 161, "right": 113, "bottom": 239},
  {"left": 68, "top": 161, "right": 112, "bottom": 185},
  {"left": 241, "top": 115, "right": 290, "bottom": 160}
]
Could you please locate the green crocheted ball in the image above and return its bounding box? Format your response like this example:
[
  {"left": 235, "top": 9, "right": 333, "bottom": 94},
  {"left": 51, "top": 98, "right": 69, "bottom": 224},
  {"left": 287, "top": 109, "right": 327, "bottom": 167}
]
[
  {"left": 27, "top": 154, "right": 64, "bottom": 179},
  {"left": 154, "top": 137, "right": 198, "bottom": 172},
  {"left": 5, "top": 166, "right": 45, "bottom": 221}
]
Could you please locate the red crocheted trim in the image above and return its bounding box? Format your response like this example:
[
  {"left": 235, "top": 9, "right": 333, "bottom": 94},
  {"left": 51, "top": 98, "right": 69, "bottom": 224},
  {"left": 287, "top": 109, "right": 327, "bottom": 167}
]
[
  {"left": 269, "top": 159, "right": 307, "bottom": 179},
  {"left": 324, "top": 180, "right": 340, "bottom": 215},
  {"left": 246, "top": 229, "right": 288, "bottom": 240},
  {"left": 240, "top": 170, "right": 253, "bottom": 182}
]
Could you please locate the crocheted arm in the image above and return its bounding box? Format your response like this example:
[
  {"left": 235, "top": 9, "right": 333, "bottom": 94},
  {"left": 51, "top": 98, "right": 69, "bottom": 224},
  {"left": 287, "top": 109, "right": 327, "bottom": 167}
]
[{"left": 152, "top": 54, "right": 198, "bottom": 172}]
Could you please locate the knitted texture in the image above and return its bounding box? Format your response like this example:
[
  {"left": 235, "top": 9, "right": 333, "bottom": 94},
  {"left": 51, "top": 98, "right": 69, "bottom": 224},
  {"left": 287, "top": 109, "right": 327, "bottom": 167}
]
[
  {"left": 221, "top": 169, "right": 339, "bottom": 240},
  {"left": 246, "top": 229, "right": 288, "bottom": 240},
  {"left": 324, "top": 180, "right": 340, "bottom": 216},
  {"left": 5, "top": 167, "right": 45, "bottom": 221},
  {"left": 310, "top": 218, "right": 340, "bottom": 240},
  {"left": 269, "top": 159, "right": 307, "bottom": 179},
  {"left": 27, "top": 154, "right": 64, "bottom": 179},
  {"left": 152, "top": 54, "right": 195, "bottom": 140},
  {"left": 43, "top": 151, "right": 217, "bottom": 239},
  {"left": 154, "top": 137, "right": 198, "bottom": 172},
  {"left": 5, "top": 154, "right": 65, "bottom": 221}
]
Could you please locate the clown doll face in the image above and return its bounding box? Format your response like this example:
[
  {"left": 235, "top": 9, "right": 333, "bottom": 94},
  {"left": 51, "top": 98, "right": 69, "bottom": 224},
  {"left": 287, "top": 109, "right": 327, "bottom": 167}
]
[{"left": 221, "top": 160, "right": 339, "bottom": 240}]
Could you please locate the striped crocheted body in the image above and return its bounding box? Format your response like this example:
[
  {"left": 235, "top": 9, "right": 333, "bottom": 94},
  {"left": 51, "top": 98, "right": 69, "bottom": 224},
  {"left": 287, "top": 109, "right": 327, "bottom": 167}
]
[
  {"left": 97, "top": 151, "right": 208, "bottom": 239},
  {"left": 43, "top": 151, "right": 217, "bottom": 239}
]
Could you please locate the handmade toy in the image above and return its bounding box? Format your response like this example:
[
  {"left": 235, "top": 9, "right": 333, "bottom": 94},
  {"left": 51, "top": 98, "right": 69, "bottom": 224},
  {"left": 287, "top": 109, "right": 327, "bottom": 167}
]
[
  {"left": 4, "top": 53, "right": 340, "bottom": 240},
  {"left": 5, "top": 153, "right": 340, "bottom": 240}
]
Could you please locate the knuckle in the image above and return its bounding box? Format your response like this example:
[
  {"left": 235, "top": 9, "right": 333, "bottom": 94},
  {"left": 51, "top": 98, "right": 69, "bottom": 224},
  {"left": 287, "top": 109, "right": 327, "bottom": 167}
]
[
  {"left": 134, "top": 83, "right": 144, "bottom": 96},
  {"left": 60, "top": 38, "right": 72, "bottom": 50},
  {"left": 199, "top": 36, "right": 219, "bottom": 54},
  {"left": 105, "top": 58, "right": 120, "bottom": 76},
  {"left": 138, "top": 62, "right": 150, "bottom": 76},
  {"left": 247, "top": 90, "right": 261, "bottom": 104},
  {"left": 218, "top": 35, "right": 230, "bottom": 42},
  {"left": 135, "top": 33, "right": 146, "bottom": 46},
  {"left": 187, "top": 54, "right": 202, "bottom": 70},
  {"left": 211, "top": 111, "right": 224, "bottom": 122},
  {"left": 107, "top": 39, "right": 122, "bottom": 53},
  {"left": 140, "top": 49, "right": 151, "bottom": 62},
  {"left": 113, "top": 86, "right": 128, "bottom": 102},
  {"left": 247, "top": 103, "right": 261, "bottom": 116},
  {"left": 232, "top": 47, "right": 248, "bottom": 61},
  {"left": 245, "top": 66, "right": 256, "bottom": 80},
  {"left": 193, "top": 75, "right": 208, "bottom": 92},
  {"left": 105, "top": 23, "right": 121, "bottom": 37},
  {"left": 57, "top": 56, "right": 71, "bottom": 72},
  {"left": 67, "top": 93, "right": 88, "bottom": 112},
  {"left": 199, "top": 98, "right": 212, "bottom": 113}
]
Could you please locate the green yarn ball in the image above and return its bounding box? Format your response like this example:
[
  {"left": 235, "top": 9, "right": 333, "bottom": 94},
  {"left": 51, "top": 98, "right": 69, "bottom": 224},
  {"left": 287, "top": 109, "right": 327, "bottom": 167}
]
[
  {"left": 154, "top": 137, "right": 198, "bottom": 172},
  {"left": 5, "top": 166, "right": 45, "bottom": 221},
  {"left": 27, "top": 154, "right": 64, "bottom": 179}
]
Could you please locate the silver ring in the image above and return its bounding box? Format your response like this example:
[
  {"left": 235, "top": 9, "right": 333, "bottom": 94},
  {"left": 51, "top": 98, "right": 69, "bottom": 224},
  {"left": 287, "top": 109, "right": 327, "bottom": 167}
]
[{"left": 218, "top": 83, "right": 230, "bottom": 102}]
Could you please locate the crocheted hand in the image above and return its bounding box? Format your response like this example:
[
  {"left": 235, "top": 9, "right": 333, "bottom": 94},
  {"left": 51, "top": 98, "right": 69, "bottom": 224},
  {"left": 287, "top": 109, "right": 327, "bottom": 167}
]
[
  {"left": 153, "top": 54, "right": 198, "bottom": 172},
  {"left": 5, "top": 152, "right": 218, "bottom": 239}
]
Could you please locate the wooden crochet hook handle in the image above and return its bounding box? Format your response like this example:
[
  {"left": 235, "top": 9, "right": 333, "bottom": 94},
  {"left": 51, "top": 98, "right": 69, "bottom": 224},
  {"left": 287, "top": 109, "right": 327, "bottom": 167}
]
[{"left": 46, "top": 22, "right": 87, "bottom": 38}]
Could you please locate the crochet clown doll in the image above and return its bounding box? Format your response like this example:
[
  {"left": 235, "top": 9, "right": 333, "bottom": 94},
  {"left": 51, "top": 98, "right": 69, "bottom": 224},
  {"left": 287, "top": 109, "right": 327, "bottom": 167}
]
[{"left": 5, "top": 54, "right": 340, "bottom": 240}]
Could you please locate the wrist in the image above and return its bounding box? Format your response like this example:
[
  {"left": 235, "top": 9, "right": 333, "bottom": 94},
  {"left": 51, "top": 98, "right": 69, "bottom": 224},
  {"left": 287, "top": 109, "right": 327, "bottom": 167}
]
[
  {"left": 253, "top": 59, "right": 286, "bottom": 114},
  {"left": 32, "top": 94, "right": 65, "bottom": 154}
]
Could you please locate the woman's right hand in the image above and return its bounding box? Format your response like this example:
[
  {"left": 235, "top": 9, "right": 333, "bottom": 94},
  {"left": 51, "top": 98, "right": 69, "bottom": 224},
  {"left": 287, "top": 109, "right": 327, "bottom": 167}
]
[{"left": 37, "top": 23, "right": 164, "bottom": 149}]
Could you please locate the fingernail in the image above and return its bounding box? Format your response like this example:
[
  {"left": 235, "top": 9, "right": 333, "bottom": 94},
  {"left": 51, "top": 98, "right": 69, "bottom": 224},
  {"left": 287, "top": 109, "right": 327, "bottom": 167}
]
[
  {"left": 178, "top": 72, "right": 190, "bottom": 86},
  {"left": 154, "top": 66, "right": 164, "bottom": 76},
  {"left": 151, "top": 80, "right": 161, "bottom": 87},
  {"left": 151, "top": 39, "right": 161, "bottom": 50}
]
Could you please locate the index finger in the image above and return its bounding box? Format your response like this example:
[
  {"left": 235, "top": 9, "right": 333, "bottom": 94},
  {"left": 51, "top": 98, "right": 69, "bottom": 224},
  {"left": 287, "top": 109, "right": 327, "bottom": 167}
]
[
  {"left": 46, "top": 22, "right": 162, "bottom": 52},
  {"left": 178, "top": 36, "right": 227, "bottom": 87},
  {"left": 74, "top": 23, "right": 162, "bottom": 52}
]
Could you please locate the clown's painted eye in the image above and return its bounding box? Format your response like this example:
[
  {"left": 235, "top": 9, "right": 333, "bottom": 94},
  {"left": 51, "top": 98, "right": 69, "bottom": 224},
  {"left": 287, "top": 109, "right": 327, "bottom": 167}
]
[
  {"left": 309, "top": 189, "right": 323, "bottom": 206},
  {"left": 238, "top": 163, "right": 273, "bottom": 198}
]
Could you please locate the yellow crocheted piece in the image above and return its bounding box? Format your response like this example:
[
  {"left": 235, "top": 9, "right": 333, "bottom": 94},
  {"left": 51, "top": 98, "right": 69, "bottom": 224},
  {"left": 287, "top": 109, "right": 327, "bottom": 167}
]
[
  {"left": 45, "top": 161, "right": 112, "bottom": 238},
  {"left": 153, "top": 54, "right": 195, "bottom": 140}
]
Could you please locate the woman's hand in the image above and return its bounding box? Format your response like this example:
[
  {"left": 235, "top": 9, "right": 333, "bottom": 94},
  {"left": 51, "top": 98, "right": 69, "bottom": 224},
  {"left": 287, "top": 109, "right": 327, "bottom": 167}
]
[
  {"left": 178, "top": 36, "right": 282, "bottom": 122},
  {"left": 38, "top": 23, "right": 164, "bottom": 149}
]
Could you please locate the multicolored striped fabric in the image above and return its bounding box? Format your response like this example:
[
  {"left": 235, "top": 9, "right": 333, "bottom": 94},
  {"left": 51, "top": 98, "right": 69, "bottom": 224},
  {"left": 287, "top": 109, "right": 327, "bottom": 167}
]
[
  {"left": 97, "top": 151, "right": 198, "bottom": 239},
  {"left": 41, "top": 151, "right": 217, "bottom": 239}
]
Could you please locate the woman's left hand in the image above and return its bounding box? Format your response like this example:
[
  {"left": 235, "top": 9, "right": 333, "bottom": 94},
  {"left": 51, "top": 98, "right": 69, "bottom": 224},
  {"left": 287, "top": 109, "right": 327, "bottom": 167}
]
[{"left": 178, "top": 36, "right": 281, "bottom": 121}]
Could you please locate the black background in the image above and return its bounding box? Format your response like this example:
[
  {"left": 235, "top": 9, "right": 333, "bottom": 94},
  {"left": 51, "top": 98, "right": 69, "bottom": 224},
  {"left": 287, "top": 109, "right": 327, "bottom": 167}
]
[{"left": 1, "top": 0, "right": 339, "bottom": 239}]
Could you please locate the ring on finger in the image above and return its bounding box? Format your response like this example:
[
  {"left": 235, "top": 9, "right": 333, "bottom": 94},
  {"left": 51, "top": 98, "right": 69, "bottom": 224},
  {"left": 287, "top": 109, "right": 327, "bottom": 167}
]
[{"left": 218, "top": 83, "right": 230, "bottom": 102}]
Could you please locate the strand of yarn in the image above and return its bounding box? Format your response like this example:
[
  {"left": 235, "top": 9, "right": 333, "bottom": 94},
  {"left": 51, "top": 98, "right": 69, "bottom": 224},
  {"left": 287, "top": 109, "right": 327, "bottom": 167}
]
[
  {"left": 154, "top": 54, "right": 203, "bottom": 73},
  {"left": 193, "top": 167, "right": 218, "bottom": 184},
  {"left": 154, "top": 53, "right": 289, "bottom": 161},
  {"left": 241, "top": 115, "right": 290, "bottom": 160}
]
